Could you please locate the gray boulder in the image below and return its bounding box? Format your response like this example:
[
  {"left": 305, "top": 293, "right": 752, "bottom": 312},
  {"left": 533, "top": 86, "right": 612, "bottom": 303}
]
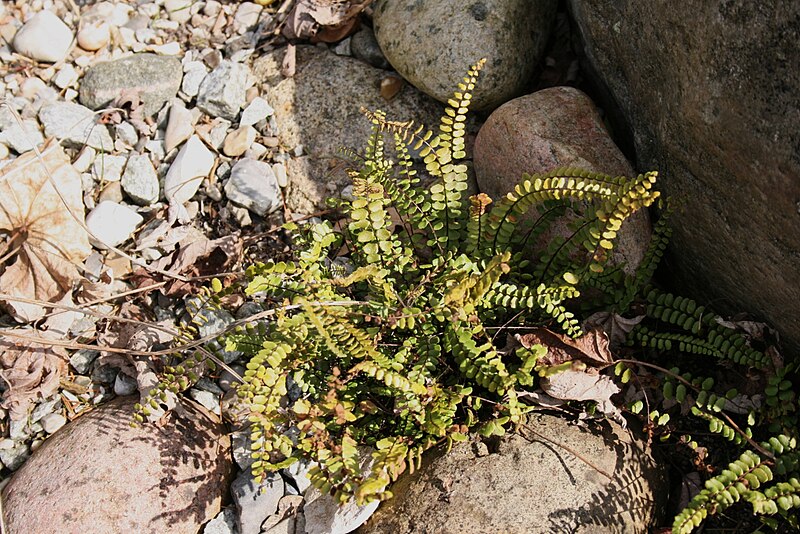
[
  {"left": 373, "top": 0, "right": 557, "bottom": 111},
  {"left": 260, "top": 46, "right": 446, "bottom": 214},
  {"left": 79, "top": 54, "right": 183, "bottom": 117},
  {"left": 2, "top": 397, "right": 232, "bottom": 533},
  {"left": 359, "top": 413, "right": 666, "bottom": 533},
  {"left": 569, "top": 1, "right": 800, "bottom": 355}
]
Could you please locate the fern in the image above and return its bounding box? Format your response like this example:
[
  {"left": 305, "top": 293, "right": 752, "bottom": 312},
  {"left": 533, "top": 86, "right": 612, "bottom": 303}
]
[{"left": 139, "top": 60, "right": 798, "bottom": 533}]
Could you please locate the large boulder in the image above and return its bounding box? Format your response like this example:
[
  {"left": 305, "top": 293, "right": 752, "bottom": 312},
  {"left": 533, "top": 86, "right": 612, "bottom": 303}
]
[
  {"left": 569, "top": 1, "right": 800, "bottom": 354},
  {"left": 359, "top": 413, "right": 666, "bottom": 533},
  {"left": 474, "top": 87, "right": 651, "bottom": 273},
  {"left": 259, "top": 46, "right": 445, "bottom": 215},
  {"left": 373, "top": 0, "right": 557, "bottom": 111},
  {"left": 2, "top": 397, "right": 232, "bottom": 533}
]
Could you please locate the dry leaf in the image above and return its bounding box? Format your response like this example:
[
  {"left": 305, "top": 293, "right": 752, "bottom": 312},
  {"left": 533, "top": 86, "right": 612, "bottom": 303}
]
[
  {"left": 715, "top": 316, "right": 775, "bottom": 342},
  {"left": 283, "top": 0, "right": 371, "bottom": 40},
  {"left": 0, "top": 330, "right": 68, "bottom": 420},
  {"left": 582, "top": 312, "right": 645, "bottom": 349},
  {"left": 132, "top": 233, "right": 242, "bottom": 297},
  {"left": 540, "top": 369, "right": 621, "bottom": 418},
  {"left": 0, "top": 139, "right": 92, "bottom": 321},
  {"left": 516, "top": 327, "right": 613, "bottom": 368}
]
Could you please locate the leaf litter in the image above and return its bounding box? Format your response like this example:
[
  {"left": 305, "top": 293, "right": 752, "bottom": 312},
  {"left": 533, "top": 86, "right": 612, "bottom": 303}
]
[{"left": 516, "top": 327, "right": 624, "bottom": 423}]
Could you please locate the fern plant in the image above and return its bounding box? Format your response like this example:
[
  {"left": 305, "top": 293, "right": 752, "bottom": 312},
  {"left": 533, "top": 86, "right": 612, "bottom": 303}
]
[
  {"left": 136, "top": 59, "right": 798, "bottom": 533},
  {"left": 140, "top": 59, "right": 658, "bottom": 506}
]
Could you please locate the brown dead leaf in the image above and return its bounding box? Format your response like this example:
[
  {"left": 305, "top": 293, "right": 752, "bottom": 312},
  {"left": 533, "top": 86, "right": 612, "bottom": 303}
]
[
  {"left": 516, "top": 327, "right": 613, "bottom": 368},
  {"left": 540, "top": 369, "right": 621, "bottom": 418},
  {"left": 0, "top": 330, "right": 68, "bottom": 420},
  {"left": 132, "top": 233, "right": 242, "bottom": 297},
  {"left": 283, "top": 0, "right": 371, "bottom": 40},
  {"left": 0, "top": 139, "right": 92, "bottom": 321},
  {"left": 582, "top": 312, "right": 645, "bottom": 349}
]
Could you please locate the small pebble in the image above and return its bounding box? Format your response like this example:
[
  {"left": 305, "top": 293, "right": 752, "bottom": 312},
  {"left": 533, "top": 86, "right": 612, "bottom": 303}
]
[
  {"left": 72, "top": 147, "right": 96, "bottom": 172},
  {"left": 188, "top": 388, "right": 221, "bottom": 415},
  {"left": 0, "top": 118, "right": 44, "bottom": 154},
  {"left": 203, "top": 508, "right": 237, "bottom": 534},
  {"left": 182, "top": 61, "right": 208, "bottom": 97},
  {"left": 332, "top": 37, "right": 351, "bottom": 56},
  {"left": 203, "top": 1, "right": 222, "bottom": 17},
  {"left": 197, "top": 60, "right": 252, "bottom": 120},
  {"left": 232, "top": 470, "right": 284, "bottom": 534},
  {"left": 244, "top": 142, "right": 267, "bottom": 160},
  {"left": 115, "top": 122, "right": 139, "bottom": 148},
  {"left": 40, "top": 413, "right": 67, "bottom": 434},
  {"left": 39, "top": 101, "right": 114, "bottom": 150},
  {"left": 272, "top": 162, "right": 288, "bottom": 188},
  {"left": 164, "top": 135, "right": 215, "bottom": 205},
  {"left": 164, "top": 100, "right": 195, "bottom": 153},
  {"left": 113, "top": 372, "right": 138, "bottom": 396},
  {"left": 85, "top": 201, "right": 144, "bottom": 248},
  {"left": 20, "top": 77, "right": 47, "bottom": 100},
  {"left": 222, "top": 125, "right": 257, "bottom": 157},
  {"left": 53, "top": 64, "right": 79, "bottom": 89},
  {"left": 233, "top": 2, "right": 263, "bottom": 34},
  {"left": 98, "top": 181, "right": 124, "bottom": 203},
  {"left": 224, "top": 158, "right": 281, "bottom": 216},
  {"left": 151, "top": 42, "right": 181, "bottom": 56},
  {"left": 239, "top": 97, "right": 273, "bottom": 127},
  {"left": 165, "top": 0, "right": 194, "bottom": 24},
  {"left": 77, "top": 20, "right": 110, "bottom": 51},
  {"left": 70, "top": 349, "right": 99, "bottom": 374},
  {"left": 92, "top": 155, "right": 127, "bottom": 182},
  {"left": 0, "top": 442, "right": 29, "bottom": 471},
  {"left": 122, "top": 153, "right": 160, "bottom": 205}
]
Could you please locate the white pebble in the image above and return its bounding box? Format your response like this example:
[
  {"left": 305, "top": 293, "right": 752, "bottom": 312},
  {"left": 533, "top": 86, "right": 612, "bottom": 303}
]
[
  {"left": 164, "top": 135, "right": 215, "bottom": 205},
  {"left": 92, "top": 154, "right": 127, "bottom": 182},
  {"left": 181, "top": 62, "right": 208, "bottom": 98},
  {"left": 114, "top": 122, "right": 139, "bottom": 148},
  {"left": 239, "top": 97, "right": 273, "bottom": 127},
  {"left": 85, "top": 200, "right": 144, "bottom": 249},
  {"left": 12, "top": 10, "right": 73, "bottom": 63},
  {"left": 73, "top": 147, "right": 96, "bottom": 172},
  {"left": 40, "top": 413, "right": 67, "bottom": 434},
  {"left": 20, "top": 77, "right": 48, "bottom": 100},
  {"left": 272, "top": 162, "right": 288, "bottom": 188},
  {"left": 164, "top": 100, "right": 195, "bottom": 153},
  {"left": 77, "top": 20, "right": 110, "bottom": 51},
  {"left": 53, "top": 64, "right": 79, "bottom": 89},
  {"left": 150, "top": 42, "right": 181, "bottom": 56},
  {"left": 165, "top": 0, "right": 193, "bottom": 23}
]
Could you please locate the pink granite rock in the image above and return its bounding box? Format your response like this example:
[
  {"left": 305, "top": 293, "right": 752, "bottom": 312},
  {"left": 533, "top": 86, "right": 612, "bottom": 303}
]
[{"left": 2, "top": 397, "right": 232, "bottom": 533}]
